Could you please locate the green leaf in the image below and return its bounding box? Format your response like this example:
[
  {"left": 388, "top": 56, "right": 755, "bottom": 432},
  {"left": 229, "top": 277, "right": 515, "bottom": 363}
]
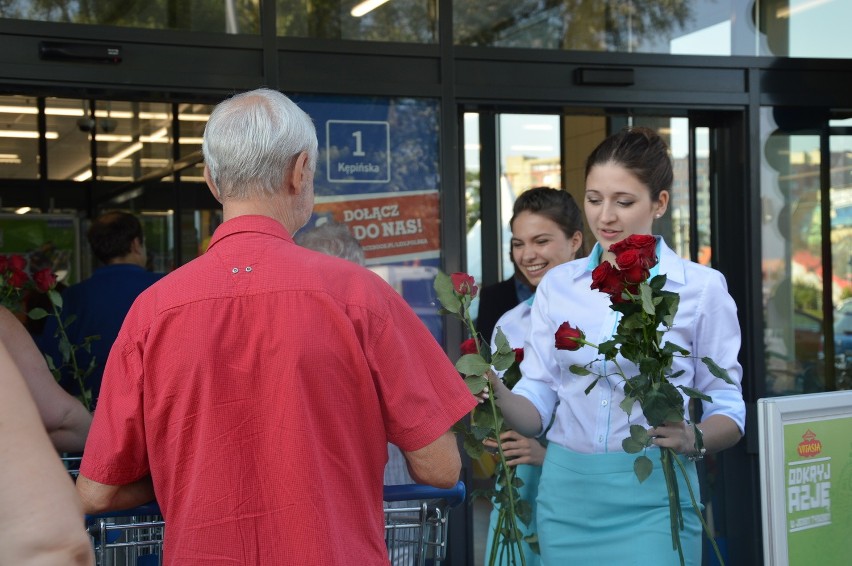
[
  {"left": 678, "top": 385, "right": 713, "bottom": 403},
  {"left": 701, "top": 356, "right": 736, "bottom": 384},
  {"left": 634, "top": 455, "right": 653, "bottom": 483},
  {"left": 463, "top": 434, "right": 486, "bottom": 459},
  {"left": 661, "top": 341, "right": 690, "bottom": 356},
  {"left": 569, "top": 364, "right": 591, "bottom": 376},
  {"left": 642, "top": 383, "right": 684, "bottom": 426},
  {"left": 43, "top": 353, "right": 56, "bottom": 371},
  {"left": 583, "top": 374, "right": 604, "bottom": 395},
  {"left": 598, "top": 339, "right": 619, "bottom": 358},
  {"left": 502, "top": 363, "right": 522, "bottom": 390},
  {"left": 622, "top": 437, "right": 645, "bottom": 453},
  {"left": 456, "top": 353, "right": 491, "bottom": 377},
  {"left": 27, "top": 307, "right": 49, "bottom": 320},
  {"left": 62, "top": 314, "right": 77, "bottom": 328},
  {"left": 640, "top": 283, "right": 656, "bottom": 315},
  {"left": 433, "top": 271, "right": 461, "bottom": 314},
  {"left": 515, "top": 499, "right": 533, "bottom": 526},
  {"left": 524, "top": 533, "right": 540, "bottom": 555},
  {"left": 463, "top": 374, "right": 488, "bottom": 395},
  {"left": 649, "top": 273, "right": 668, "bottom": 290},
  {"left": 620, "top": 395, "right": 637, "bottom": 417},
  {"left": 629, "top": 424, "right": 651, "bottom": 445},
  {"left": 48, "top": 289, "right": 63, "bottom": 308}
]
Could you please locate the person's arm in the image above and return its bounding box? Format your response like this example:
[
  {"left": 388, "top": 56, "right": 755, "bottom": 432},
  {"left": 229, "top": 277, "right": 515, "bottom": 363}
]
[
  {"left": 0, "top": 341, "right": 94, "bottom": 566},
  {"left": 0, "top": 306, "right": 91, "bottom": 452},
  {"left": 76, "top": 474, "right": 156, "bottom": 515},
  {"left": 480, "top": 372, "right": 544, "bottom": 438},
  {"left": 401, "top": 431, "right": 462, "bottom": 489}
]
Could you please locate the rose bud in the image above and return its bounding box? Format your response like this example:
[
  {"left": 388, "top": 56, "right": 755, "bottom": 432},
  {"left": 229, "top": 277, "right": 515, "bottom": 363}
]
[
  {"left": 591, "top": 261, "right": 626, "bottom": 299},
  {"left": 33, "top": 268, "right": 57, "bottom": 292},
  {"left": 460, "top": 338, "right": 478, "bottom": 356},
  {"left": 555, "top": 322, "right": 585, "bottom": 351},
  {"left": 450, "top": 272, "right": 478, "bottom": 298},
  {"left": 513, "top": 348, "right": 524, "bottom": 363}
]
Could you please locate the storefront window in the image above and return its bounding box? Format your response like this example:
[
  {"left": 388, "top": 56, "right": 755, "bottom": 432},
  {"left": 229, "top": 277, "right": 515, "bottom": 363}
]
[
  {"left": 0, "top": 95, "right": 41, "bottom": 180},
  {"left": 454, "top": 0, "right": 852, "bottom": 59},
  {"left": 0, "top": 1, "right": 260, "bottom": 34},
  {"left": 277, "top": 0, "right": 437, "bottom": 42},
  {"left": 294, "top": 94, "right": 443, "bottom": 340}
]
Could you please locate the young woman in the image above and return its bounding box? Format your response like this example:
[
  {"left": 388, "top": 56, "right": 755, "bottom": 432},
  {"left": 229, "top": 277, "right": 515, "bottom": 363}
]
[
  {"left": 483, "top": 127, "right": 745, "bottom": 564},
  {"left": 482, "top": 186, "right": 583, "bottom": 565}
]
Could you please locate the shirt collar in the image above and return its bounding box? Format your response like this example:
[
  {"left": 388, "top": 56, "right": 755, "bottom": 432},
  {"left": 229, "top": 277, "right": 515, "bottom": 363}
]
[
  {"left": 206, "top": 215, "right": 294, "bottom": 252},
  {"left": 583, "top": 236, "right": 685, "bottom": 285}
]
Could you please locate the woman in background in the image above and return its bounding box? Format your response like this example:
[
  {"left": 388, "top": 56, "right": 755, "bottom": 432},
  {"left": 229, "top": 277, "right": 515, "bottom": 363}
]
[{"left": 483, "top": 186, "right": 583, "bottom": 565}]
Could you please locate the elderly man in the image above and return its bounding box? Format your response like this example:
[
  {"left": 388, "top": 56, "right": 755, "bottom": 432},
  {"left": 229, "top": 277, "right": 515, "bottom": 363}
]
[{"left": 76, "top": 88, "right": 475, "bottom": 565}]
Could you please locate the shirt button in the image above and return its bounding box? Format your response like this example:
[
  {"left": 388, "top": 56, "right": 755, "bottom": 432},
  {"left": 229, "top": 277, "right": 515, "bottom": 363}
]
[
  {"left": 602, "top": 400, "right": 608, "bottom": 406},
  {"left": 231, "top": 267, "right": 239, "bottom": 274},
  {"left": 598, "top": 436, "right": 604, "bottom": 443},
  {"left": 245, "top": 266, "right": 252, "bottom": 272}
]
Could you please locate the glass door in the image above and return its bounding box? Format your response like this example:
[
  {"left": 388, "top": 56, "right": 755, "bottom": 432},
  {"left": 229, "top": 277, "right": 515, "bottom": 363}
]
[{"left": 463, "top": 108, "right": 735, "bottom": 565}]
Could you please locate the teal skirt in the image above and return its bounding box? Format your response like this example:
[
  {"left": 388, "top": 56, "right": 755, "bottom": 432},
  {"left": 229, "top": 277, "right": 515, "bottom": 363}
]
[
  {"left": 537, "top": 444, "right": 703, "bottom": 565},
  {"left": 484, "top": 463, "right": 542, "bottom": 565}
]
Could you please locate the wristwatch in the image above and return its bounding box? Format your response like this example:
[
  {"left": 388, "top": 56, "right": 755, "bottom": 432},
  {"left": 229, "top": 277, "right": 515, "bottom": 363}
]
[{"left": 688, "top": 422, "right": 706, "bottom": 462}]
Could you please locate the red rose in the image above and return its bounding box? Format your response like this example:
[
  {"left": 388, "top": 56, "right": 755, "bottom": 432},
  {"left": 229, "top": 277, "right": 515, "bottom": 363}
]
[
  {"left": 591, "top": 261, "right": 625, "bottom": 298},
  {"left": 8, "top": 254, "right": 27, "bottom": 271},
  {"left": 616, "top": 248, "right": 651, "bottom": 285},
  {"left": 513, "top": 348, "right": 524, "bottom": 363},
  {"left": 8, "top": 269, "right": 28, "bottom": 289},
  {"left": 610, "top": 235, "right": 657, "bottom": 269},
  {"left": 33, "top": 268, "right": 57, "bottom": 292},
  {"left": 555, "top": 321, "right": 585, "bottom": 351},
  {"left": 460, "top": 338, "right": 478, "bottom": 356},
  {"left": 450, "top": 272, "right": 478, "bottom": 299}
]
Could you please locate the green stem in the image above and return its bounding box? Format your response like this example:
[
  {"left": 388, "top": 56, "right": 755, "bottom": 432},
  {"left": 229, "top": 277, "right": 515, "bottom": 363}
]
[
  {"left": 50, "top": 301, "right": 91, "bottom": 411},
  {"left": 486, "top": 392, "right": 526, "bottom": 566},
  {"left": 672, "top": 452, "right": 725, "bottom": 566},
  {"left": 661, "top": 448, "right": 685, "bottom": 566}
]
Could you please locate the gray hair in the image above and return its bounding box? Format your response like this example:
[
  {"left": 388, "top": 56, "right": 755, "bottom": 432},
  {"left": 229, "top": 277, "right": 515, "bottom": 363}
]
[
  {"left": 295, "top": 221, "right": 365, "bottom": 266},
  {"left": 202, "top": 88, "right": 318, "bottom": 200}
]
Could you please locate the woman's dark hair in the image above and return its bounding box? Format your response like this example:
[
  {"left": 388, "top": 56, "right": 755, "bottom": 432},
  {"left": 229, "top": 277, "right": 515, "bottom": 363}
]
[
  {"left": 583, "top": 126, "right": 673, "bottom": 202},
  {"left": 87, "top": 211, "right": 144, "bottom": 264},
  {"left": 509, "top": 186, "right": 584, "bottom": 242}
]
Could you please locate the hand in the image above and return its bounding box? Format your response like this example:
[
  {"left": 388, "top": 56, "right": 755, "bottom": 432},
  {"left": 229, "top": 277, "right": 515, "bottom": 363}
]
[
  {"left": 648, "top": 421, "right": 696, "bottom": 456},
  {"left": 482, "top": 430, "right": 546, "bottom": 467},
  {"left": 474, "top": 370, "right": 501, "bottom": 404}
]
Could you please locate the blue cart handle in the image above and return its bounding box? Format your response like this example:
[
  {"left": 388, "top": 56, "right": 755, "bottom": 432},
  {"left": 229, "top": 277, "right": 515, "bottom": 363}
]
[
  {"left": 86, "top": 501, "right": 162, "bottom": 521},
  {"left": 383, "top": 481, "right": 466, "bottom": 507}
]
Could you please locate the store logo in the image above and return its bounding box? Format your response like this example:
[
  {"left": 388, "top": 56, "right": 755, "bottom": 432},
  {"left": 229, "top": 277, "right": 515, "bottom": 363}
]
[{"left": 797, "top": 429, "right": 822, "bottom": 458}]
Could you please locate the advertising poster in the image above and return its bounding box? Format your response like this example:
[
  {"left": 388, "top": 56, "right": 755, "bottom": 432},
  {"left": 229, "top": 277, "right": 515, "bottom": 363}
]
[
  {"left": 294, "top": 95, "right": 443, "bottom": 341},
  {"left": 784, "top": 417, "right": 852, "bottom": 565}
]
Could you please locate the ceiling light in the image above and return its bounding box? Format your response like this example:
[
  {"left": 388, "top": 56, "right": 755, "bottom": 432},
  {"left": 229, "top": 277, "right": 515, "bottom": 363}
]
[
  {"left": 351, "top": 0, "right": 391, "bottom": 17},
  {"left": 106, "top": 142, "right": 143, "bottom": 166},
  {"left": 74, "top": 170, "right": 93, "bottom": 181},
  {"left": 0, "top": 130, "right": 59, "bottom": 139},
  {"left": 15, "top": 207, "right": 31, "bottom": 215}
]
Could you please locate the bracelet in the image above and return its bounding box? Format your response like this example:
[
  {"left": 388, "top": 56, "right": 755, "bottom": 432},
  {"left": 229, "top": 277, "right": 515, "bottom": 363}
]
[{"left": 688, "top": 422, "right": 706, "bottom": 462}]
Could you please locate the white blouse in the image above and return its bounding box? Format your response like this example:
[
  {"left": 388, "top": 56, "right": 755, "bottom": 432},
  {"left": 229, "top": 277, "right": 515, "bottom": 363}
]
[{"left": 512, "top": 238, "right": 746, "bottom": 454}]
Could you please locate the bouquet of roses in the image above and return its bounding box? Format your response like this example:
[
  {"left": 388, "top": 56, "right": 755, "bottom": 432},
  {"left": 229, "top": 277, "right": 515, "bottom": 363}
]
[
  {"left": 554, "top": 234, "right": 732, "bottom": 566},
  {"left": 1, "top": 253, "right": 96, "bottom": 411},
  {"left": 434, "top": 271, "right": 531, "bottom": 566}
]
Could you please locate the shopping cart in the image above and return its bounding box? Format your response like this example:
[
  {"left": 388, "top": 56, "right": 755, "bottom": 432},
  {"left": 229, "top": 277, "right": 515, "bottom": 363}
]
[
  {"left": 63, "top": 456, "right": 165, "bottom": 566},
  {"left": 67, "top": 452, "right": 464, "bottom": 566},
  {"left": 383, "top": 481, "right": 466, "bottom": 566}
]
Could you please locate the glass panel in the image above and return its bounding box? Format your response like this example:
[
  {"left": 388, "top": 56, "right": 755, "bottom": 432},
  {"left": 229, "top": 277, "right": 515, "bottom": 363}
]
[
  {"left": 175, "top": 103, "right": 210, "bottom": 183},
  {"left": 94, "top": 101, "right": 174, "bottom": 183},
  {"left": 500, "top": 114, "right": 562, "bottom": 278},
  {"left": 695, "top": 126, "right": 712, "bottom": 264},
  {"left": 464, "top": 112, "right": 482, "bottom": 319},
  {"left": 761, "top": 0, "right": 852, "bottom": 59},
  {"left": 0, "top": 1, "right": 260, "bottom": 34},
  {"left": 830, "top": 134, "right": 852, "bottom": 390},
  {"left": 45, "top": 98, "right": 90, "bottom": 181},
  {"left": 760, "top": 107, "right": 825, "bottom": 395},
  {"left": 277, "top": 0, "right": 437, "bottom": 42},
  {"left": 0, "top": 95, "right": 41, "bottom": 179},
  {"left": 454, "top": 0, "right": 755, "bottom": 56}
]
